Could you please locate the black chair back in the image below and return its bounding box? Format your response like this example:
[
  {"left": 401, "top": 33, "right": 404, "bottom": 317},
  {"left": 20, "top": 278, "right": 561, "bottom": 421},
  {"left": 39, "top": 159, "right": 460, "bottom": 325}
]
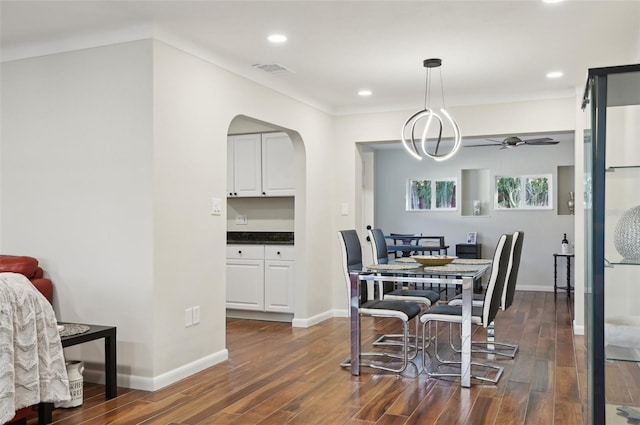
[
  {"left": 338, "top": 230, "right": 369, "bottom": 305},
  {"left": 368, "top": 228, "right": 389, "bottom": 265},
  {"left": 482, "top": 234, "right": 512, "bottom": 326},
  {"left": 503, "top": 231, "right": 524, "bottom": 310}
]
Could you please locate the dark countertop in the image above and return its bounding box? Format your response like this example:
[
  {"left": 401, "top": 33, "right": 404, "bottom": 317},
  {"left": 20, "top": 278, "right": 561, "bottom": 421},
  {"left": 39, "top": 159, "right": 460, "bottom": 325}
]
[{"left": 227, "top": 231, "right": 294, "bottom": 245}]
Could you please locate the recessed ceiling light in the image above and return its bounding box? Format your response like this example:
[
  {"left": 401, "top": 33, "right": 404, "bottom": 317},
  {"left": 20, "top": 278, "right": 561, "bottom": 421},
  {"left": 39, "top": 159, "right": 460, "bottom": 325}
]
[
  {"left": 542, "top": 0, "right": 564, "bottom": 3},
  {"left": 267, "top": 34, "right": 287, "bottom": 43},
  {"left": 547, "top": 71, "right": 564, "bottom": 79},
  {"left": 358, "top": 90, "right": 372, "bottom": 97}
]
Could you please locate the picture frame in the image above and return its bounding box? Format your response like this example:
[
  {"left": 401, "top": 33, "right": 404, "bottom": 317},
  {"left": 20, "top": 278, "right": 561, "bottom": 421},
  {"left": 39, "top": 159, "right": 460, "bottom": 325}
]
[
  {"left": 406, "top": 178, "right": 457, "bottom": 211},
  {"left": 466, "top": 232, "right": 477, "bottom": 244},
  {"left": 494, "top": 174, "right": 553, "bottom": 210},
  {"left": 407, "top": 179, "right": 432, "bottom": 210}
]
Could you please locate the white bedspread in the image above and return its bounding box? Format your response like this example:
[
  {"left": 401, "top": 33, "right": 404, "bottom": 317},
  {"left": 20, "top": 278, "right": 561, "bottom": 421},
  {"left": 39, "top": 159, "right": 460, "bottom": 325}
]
[{"left": 0, "top": 272, "right": 70, "bottom": 424}]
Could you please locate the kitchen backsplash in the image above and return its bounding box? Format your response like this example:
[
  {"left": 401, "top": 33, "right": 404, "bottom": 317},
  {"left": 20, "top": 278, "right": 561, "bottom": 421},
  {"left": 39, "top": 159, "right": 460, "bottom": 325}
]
[{"left": 227, "top": 197, "right": 294, "bottom": 231}]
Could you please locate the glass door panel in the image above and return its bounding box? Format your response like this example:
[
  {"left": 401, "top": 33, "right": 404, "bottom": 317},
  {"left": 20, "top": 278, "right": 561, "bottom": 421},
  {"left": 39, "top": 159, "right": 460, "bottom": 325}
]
[{"left": 585, "top": 66, "right": 640, "bottom": 424}]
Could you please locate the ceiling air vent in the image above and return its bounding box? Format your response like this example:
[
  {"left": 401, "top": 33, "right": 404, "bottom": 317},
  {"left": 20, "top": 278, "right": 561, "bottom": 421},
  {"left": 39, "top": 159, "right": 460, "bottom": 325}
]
[{"left": 252, "top": 63, "right": 294, "bottom": 74}]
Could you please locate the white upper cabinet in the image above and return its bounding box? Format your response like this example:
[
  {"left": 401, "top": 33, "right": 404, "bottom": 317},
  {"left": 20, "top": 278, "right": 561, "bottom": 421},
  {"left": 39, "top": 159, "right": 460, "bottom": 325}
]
[
  {"left": 227, "top": 132, "right": 295, "bottom": 197},
  {"left": 228, "top": 133, "right": 262, "bottom": 197},
  {"left": 261, "top": 132, "right": 296, "bottom": 196}
]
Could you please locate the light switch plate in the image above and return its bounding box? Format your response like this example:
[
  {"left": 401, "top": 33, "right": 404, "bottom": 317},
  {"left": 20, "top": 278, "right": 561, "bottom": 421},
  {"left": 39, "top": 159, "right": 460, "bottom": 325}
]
[
  {"left": 211, "top": 197, "right": 222, "bottom": 215},
  {"left": 193, "top": 306, "right": 200, "bottom": 324},
  {"left": 185, "top": 308, "right": 193, "bottom": 327},
  {"left": 341, "top": 203, "right": 349, "bottom": 216}
]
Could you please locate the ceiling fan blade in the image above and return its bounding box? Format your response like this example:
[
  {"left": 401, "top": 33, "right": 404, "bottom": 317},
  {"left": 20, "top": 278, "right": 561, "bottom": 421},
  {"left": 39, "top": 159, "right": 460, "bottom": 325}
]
[
  {"left": 523, "top": 137, "right": 559, "bottom": 145},
  {"left": 464, "top": 143, "right": 502, "bottom": 148}
]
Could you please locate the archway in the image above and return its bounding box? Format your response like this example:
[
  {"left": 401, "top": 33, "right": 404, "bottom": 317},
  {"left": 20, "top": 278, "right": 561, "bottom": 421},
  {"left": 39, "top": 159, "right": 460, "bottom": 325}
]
[{"left": 225, "top": 115, "right": 307, "bottom": 324}]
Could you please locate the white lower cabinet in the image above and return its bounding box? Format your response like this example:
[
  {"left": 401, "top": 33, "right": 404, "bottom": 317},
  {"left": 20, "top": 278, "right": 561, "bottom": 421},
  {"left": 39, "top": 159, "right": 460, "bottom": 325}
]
[
  {"left": 264, "top": 246, "right": 295, "bottom": 313},
  {"left": 226, "top": 244, "right": 294, "bottom": 313}
]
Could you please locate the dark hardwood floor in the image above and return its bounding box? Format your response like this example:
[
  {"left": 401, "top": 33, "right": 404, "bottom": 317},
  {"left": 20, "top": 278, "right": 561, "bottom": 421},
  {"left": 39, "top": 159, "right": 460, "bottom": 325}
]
[{"left": 26, "top": 291, "right": 593, "bottom": 425}]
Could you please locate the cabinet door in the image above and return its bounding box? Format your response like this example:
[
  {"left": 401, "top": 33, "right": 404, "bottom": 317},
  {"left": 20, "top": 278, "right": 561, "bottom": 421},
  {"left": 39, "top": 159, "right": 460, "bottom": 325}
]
[
  {"left": 261, "top": 132, "right": 295, "bottom": 196},
  {"left": 226, "top": 259, "right": 264, "bottom": 310},
  {"left": 230, "top": 133, "right": 262, "bottom": 197},
  {"left": 264, "top": 260, "right": 294, "bottom": 313}
]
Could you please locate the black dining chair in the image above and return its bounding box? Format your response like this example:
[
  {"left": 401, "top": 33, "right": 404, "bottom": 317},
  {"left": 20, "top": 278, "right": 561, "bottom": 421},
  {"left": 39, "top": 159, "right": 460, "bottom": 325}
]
[
  {"left": 338, "top": 229, "right": 421, "bottom": 373},
  {"left": 447, "top": 231, "right": 524, "bottom": 358},
  {"left": 368, "top": 228, "right": 440, "bottom": 307},
  {"left": 389, "top": 232, "right": 422, "bottom": 258},
  {"left": 420, "top": 233, "right": 512, "bottom": 384},
  {"left": 368, "top": 228, "right": 440, "bottom": 348}
]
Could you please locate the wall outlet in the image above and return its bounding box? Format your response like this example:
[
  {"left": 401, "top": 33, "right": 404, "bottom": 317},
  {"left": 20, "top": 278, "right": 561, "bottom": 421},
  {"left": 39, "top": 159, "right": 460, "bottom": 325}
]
[
  {"left": 193, "top": 305, "right": 200, "bottom": 324},
  {"left": 185, "top": 308, "right": 193, "bottom": 327},
  {"left": 235, "top": 215, "right": 248, "bottom": 225}
]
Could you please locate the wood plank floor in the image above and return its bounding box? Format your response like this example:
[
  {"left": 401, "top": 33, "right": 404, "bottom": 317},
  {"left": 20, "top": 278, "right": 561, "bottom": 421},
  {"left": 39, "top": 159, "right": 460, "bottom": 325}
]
[{"left": 25, "top": 291, "right": 592, "bottom": 425}]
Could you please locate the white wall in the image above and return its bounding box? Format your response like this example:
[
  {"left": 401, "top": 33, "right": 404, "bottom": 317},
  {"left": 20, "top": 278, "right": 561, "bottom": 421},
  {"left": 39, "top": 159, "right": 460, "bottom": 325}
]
[
  {"left": 372, "top": 139, "right": 575, "bottom": 291},
  {"left": 1, "top": 41, "right": 156, "bottom": 379}
]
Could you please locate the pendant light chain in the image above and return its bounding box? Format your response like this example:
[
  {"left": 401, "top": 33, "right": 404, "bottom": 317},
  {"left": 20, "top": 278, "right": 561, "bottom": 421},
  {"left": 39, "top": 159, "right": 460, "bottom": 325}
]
[{"left": 439, "top": 68, "right": 446, "bottom": 110}]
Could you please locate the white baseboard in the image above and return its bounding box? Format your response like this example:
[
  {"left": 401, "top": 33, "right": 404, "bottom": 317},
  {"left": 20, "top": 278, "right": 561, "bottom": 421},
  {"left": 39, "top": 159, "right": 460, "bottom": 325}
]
[
  {"left": 292, "top": 309, "right": 335, "bottom": 328},
  {"left": 332, "top": 309, "right": 348, "bottom": 318},
  {"left": 573, "top": 320, "right": 585, "bottom": 335},
  {"left": 83, "top": 349, "right": 229, "bottom": 391},
  {"left": 226, "top": 309, "right": 293, "bottom": 323}
]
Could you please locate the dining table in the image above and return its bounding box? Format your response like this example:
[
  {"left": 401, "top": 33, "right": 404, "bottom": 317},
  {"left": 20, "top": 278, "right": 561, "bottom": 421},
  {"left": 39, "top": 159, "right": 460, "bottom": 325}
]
[{"left": 348, "top": 261, "right": 491, "bottom": 388}]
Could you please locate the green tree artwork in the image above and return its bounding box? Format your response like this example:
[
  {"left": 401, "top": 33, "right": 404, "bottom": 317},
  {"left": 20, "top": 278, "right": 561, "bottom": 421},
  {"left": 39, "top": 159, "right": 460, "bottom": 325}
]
[
  {"left": 408, "top": 180, "right": 432, "bottom": 210},
  {"left": 496, "top": 176, "right": 521, "bottom": 208},
  {"left": 524, "top": 176, "right": 549, "bottom": 207},
  {"left": 495, "top": 174, "right": 552, "bottom": 209},
  {"left": 435, "top": 180, "right": 456, "bottom": 209},
  {"left": 407, "top": 178, "right": 457, "bottom": 210}
]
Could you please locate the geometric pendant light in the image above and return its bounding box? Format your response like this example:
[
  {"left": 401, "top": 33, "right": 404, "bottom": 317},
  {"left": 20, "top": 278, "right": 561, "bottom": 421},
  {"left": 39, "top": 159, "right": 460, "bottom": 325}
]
[{"left": 401, "top": 58, "right": 462, "bottom": 161}]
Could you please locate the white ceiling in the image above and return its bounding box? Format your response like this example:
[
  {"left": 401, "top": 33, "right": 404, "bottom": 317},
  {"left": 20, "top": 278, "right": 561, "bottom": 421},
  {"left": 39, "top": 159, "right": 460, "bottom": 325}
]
[{"left": 1, "top": 0, "right": 639, "bottom": 116}]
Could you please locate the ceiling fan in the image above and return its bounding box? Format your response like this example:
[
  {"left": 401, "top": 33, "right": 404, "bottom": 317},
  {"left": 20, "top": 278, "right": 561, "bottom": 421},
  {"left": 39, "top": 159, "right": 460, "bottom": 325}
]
[{"left": 465, "top": 136, "right": 560, "bottom": 149}]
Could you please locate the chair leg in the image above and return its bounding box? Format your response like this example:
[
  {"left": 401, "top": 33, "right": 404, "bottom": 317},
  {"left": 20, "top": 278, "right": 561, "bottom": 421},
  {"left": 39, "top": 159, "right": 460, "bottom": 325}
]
[
  {"left": 422, "top": 319, "right": 504, "bottom": 384},
  {"left": 341, "top": 317, "right": 418, "bottom": 373},
  {"left": 447, "top": 321, "right": 519, "bottom": 358},
  {"left": 373, "top": 304, "right": 429, "bottom": 351},
  {"left": 471, "top": 320, "right": 519, "bottom": 358}
]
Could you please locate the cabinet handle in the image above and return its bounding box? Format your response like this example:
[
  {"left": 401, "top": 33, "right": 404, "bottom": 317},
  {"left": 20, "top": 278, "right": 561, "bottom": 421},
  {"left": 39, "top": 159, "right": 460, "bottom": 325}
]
[
  {"left": 277, "top": 251, "right": 281, "bottom": 255},
  {"left": 262, "top": 192, "right": 266, "bottom": 195},
  {"left": 234, "top": 192, "right": 237, "bottom": 196},
  {"left": 238, "top": 250, "right": 242, "bottom": 254},
  {"left": 229, "top": 192, "right": 233, "bottom": 196}
]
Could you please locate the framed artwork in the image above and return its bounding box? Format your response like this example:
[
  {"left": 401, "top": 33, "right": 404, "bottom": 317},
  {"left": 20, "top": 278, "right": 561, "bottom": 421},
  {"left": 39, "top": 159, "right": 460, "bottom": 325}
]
[
  {"left": 495, "top": 174, "right": 553, "bottom": 210},
  {"left": 466, "top": 232, "right": 477, "bottom": 244},
  {"left": 407, "top": 178, "right": 457, "bottom": 211},
  {"left": 407, "top": 179, "right": 432, "bottom": 210}
]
